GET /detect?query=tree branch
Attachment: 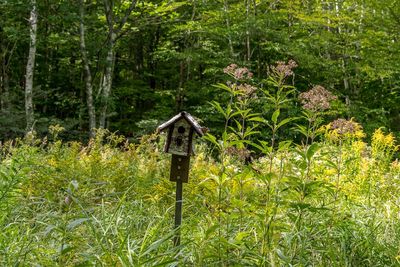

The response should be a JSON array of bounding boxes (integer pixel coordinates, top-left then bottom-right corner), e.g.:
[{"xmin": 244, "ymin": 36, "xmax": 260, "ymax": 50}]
[{"xmin": 115, "ymin": 0, "xmax": 137, "ymax": 35}]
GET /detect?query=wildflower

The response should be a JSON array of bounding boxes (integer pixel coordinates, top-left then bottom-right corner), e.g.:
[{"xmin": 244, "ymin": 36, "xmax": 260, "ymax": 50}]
[
  {"xmin": 330, "ymin": 118, "xmax": 362, "ymax": 135},
  {"xmin": 237, "ymin": 83, "xmax": 257, "ymax": 98},
  {"xmin": 371, "ymin": 128, "xmax": 399, "ymax": 161},
  {"xmin": 299, "ymin": 85, "xmax": 337, "ymax": 111},
  {"xmin": 271, "ymin": 59, "xmax": 298, "ymax": 78},
  {"xmin": 372, "ymin": 128, "xmax": 397, "ymax": 149},
  {"xmin": 64, "ymin": 196, "xmax": 72, "ymax": 205},
  {"xmin": 225, "ymin": 146, "xmax": 251, "ymax": 162},
  {"xmin": 391, "ymin": 159, "xmax": 400, "ymax": 169},
  {"xmin": 351, "ymin": 140, "xmax": 367, "ymax": 155},
  {"xmin": 223, "ymin": 64, "xmax": 253, "ymax": 80},
  {"xmin": 223, "ymin": 63, "xmax": 238, "ymax": 74},
  {"xmin": 324, "ymin": 118, "xmax": 365, "ymax": 141}
]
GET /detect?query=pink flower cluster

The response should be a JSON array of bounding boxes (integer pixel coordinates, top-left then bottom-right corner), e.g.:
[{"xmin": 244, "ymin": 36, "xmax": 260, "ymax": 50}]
[
  {"xmin": 223, "ymin": 64, "xmax": 253, "ymax": 80},
  {"xmin": 299, "ymin": 85, "xmax": 337, "ymax": 111},
  {"xmin": 273, "ymin": 59, "xmax": 298, "ymax": 77},
  {"xmin": 238, "ymin": 83, "xmax": 257, "ymax": 97},
  {"xmin": 330, "ymin": 118, "xmax": 361, "ymax": 135}
]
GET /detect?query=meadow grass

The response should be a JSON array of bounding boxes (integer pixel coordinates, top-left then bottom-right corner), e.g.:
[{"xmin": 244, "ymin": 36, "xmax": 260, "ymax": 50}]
[{"xmin": 0, "ymin": 127, "xmax": 398, "ymax": 266}]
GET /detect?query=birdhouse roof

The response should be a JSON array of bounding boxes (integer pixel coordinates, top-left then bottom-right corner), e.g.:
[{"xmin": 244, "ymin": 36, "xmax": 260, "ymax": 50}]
[{"xmin": 157, "ymin": 111, "xmax": 205, "ymax": 136}]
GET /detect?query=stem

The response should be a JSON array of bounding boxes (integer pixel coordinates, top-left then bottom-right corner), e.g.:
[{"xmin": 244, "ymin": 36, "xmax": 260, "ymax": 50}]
[
  {"xmin": 335, "ymin": 139, "xmax": 343, "ymax": 201},
  {"xmin": 269, "ymin": 127, "xmax": 276, "ymax": 173}
]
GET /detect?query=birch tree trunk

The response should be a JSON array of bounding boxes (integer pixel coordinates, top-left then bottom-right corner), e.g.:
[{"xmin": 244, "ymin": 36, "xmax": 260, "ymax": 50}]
[
  {"xmin": 79, "ymin": 1, "xmax": 96, "ymax": 137},
  {"xmin": 99, "ymin": 40, "xmax": 114, "ymax": 129},
  {"xmin": 99, "ymin": 0, "xmax": 136, "ymax": 129},
  {"xmin": 25, "ymin": 0, "xmax": 37, "ymax": 133}
]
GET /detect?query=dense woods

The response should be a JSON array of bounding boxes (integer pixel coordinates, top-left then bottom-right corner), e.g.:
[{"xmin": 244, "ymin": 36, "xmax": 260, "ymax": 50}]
[{"xmin": 0, "ymin": 0, "xmax": 399, "ymax": 140}]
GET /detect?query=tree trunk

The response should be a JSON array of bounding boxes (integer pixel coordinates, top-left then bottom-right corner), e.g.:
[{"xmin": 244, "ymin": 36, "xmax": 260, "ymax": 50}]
[
  {"xmin": 0, "ymin": 27, "xmax": 14, "ymax": 112},
  {"xmin": 79, "ymin": 1, "xmax": 96, "ymax": 137},
  {"xmin": 245, "ymin": 0, "xmax": 251, "ymax": 61},
  {"xmin": 223, "ymin": 0, "xmax": 235, "ymax": 59},
  {"xmin": 25, "ymin": 0, "xmax": 37, "ymax": 133},
  {"xmin": 175, "ymin": 61, "xmax": 185, "ymax": 112},
  {"xmin": 0, "ymin": 39, "xmax": 8, "ymax": 111},
  {"xmin": 99, "ymin": 40, "xmax": 114, "ymax": 129},
  {"xmin": 2, "ymin": 65, "xmax": 9, "ymax": 112},
  {"xmin": 99, "ymin": 0, "xmax": 136, "ymax": 129}
]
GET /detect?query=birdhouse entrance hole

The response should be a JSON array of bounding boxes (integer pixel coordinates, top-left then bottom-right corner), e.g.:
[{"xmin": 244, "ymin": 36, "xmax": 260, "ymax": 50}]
[{"xmin": 178, "ymin": 126, "xmax": 185, "ymax": 133}]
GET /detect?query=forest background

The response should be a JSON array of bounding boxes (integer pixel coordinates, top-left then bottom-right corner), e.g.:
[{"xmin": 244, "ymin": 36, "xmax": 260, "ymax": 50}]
[{"xmin": 1, "ymin": 0, "xmax": 399, "ymax": 140}]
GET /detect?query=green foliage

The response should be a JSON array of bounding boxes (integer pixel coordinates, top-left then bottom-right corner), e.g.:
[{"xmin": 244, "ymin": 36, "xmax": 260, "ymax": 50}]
[
  {"xmin": 1, "ymin": 0, "xmax": 400, "ymax": 138},
  {"xmin": 0, "ymin": 119, "xmax": 398, "ymax": 265}
]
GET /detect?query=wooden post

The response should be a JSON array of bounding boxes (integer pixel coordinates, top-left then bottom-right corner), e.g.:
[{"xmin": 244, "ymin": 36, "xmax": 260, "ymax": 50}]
[
  {"xmin": 170, "ymin": 154, "xmax": 190, "ymax": 247},
  {"xmin": 156, "ymin": 112, "xmax": 205, "ymax": 249},
  {"xmin": 174, "ymin": 179, "xmax": 183, "ymax": 246}
]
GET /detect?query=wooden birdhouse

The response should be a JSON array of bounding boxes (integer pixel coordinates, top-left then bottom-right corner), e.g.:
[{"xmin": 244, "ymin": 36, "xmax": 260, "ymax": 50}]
[{"xmin": 157, "ymin": 111, "xmax": 205, "ymax": 156}]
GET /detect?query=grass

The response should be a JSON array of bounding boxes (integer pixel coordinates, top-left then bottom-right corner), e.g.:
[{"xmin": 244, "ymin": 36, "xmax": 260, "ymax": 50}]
[{"xmin": 0, "ymin": 128, "xmax": 399, "ymax": 266}]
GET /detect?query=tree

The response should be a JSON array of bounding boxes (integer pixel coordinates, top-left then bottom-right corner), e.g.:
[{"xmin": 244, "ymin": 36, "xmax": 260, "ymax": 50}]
[
  {"xmin": 25, "ymin": 0, "xmax": 37, "ymax": 133},
  {"xmin": 79, "ymin": 0, "xmax": 96, "ymax": 137}
]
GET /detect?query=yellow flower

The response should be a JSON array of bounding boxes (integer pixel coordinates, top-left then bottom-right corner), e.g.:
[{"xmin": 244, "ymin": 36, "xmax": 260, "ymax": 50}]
[
  {"xmin": 323, "ymin": 118, "xmax": 365, "ymax": 142},
  {"xmin": 385, "ymin": 134, "xmax": 394, "ymax": 146},
  {"xmin": 351, "ymin": 140, "xmax": 366, "ymax": 155},
  {"xmin": 372, "ymin": 128, "xmax": 385, "ymax": 143},
  {"xmin": 372, "ymin": 128, "xmax": 398, "ymax": 160}
]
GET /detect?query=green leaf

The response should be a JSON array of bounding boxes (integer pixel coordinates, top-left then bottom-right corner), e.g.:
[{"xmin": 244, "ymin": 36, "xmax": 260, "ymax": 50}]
[
  {"xmin": 210, "ymin": 101, "xmax": 229, "ymax": 119},
  {"xmin": 249, "ymin": 117, "xmax": 268, "ymax": 124},
  {"xmin": 60, "ymin": 245, "xmax": 74, "ymax": 255},
  {"xmin": 306, "ymin": 143, "xmax": 320, "ymax": 161},
  {"xmin": 205, "ymin": 224, "xmax": 219, "ymax": 238},
  {"xmin": 67, "ymin": 218, "xmax": 90, "ymax": 230},
  {"xmin": 276, "ymin": 117, "xmax": 298, "ymax": 130},
  {"xmin": 203, "ymin": 133, "xmax": 219, "ymax": 148},
  {"xmin": 234, "ymin": 231, "xmax": 249, "ymax": 243},
  {"xmin": 212, "ymin": 83, "xmax": 233, "ymax": 93},
  {"xmin": 276, "ymin": 249, "xmax": 290, "ymax": 263},
  {"xmin": 278, "ymin": 140, "xmax": 292, "ymax": 151},
  {"xmin": 272, "ymin": 109, "xmax": 280, "ymax": 124}
]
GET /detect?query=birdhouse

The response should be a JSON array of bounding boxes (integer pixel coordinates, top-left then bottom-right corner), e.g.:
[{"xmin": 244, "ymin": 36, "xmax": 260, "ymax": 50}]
[{"xmin": 157, "ymin": 111, "xmax": 205, "ymax": 157}]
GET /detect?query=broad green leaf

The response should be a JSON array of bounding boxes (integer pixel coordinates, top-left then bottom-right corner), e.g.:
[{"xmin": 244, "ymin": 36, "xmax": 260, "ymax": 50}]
[
  {"xmin": 272, "ymin": 109, "xmax": 280, "ymax": 124},
  {"xmin": 306, "ymin": 143, "xmax": 320, "ymax": 161},
  {"xmin": 276, "ymin": 117, "xmax": 298, "ymax": 130}
]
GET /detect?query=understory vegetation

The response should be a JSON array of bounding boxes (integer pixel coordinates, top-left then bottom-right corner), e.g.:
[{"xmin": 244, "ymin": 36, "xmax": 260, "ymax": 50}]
[
  {"xmin": 0, "ymin": 122, "xmax": 399, "ymax": 266},
  {"xmin": 0, "ymin": 62, "xmax": 399, "ymax": 266}
]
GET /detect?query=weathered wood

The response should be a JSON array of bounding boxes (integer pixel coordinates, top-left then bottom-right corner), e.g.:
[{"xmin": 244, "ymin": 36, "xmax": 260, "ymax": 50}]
[
  {"xmin": 170, "ymin": 155, "xmax": 190, "ymax": 183},
  {"xmin": 173, "ymin": 179, "xmax": 183, "ymax": 247},
  {"xmin": 157, "ymin": 111, "xmax": 204, "ymax": 136},
  {"xmin": 158, "ymin": 111, "xmax": 205, "ymax": 249},
  {"xmin": 158, "ymin": 112, "xmax": 205, "ymax": 157}
]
